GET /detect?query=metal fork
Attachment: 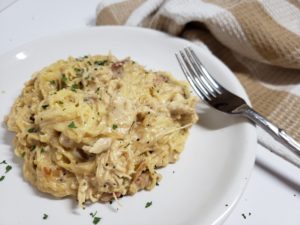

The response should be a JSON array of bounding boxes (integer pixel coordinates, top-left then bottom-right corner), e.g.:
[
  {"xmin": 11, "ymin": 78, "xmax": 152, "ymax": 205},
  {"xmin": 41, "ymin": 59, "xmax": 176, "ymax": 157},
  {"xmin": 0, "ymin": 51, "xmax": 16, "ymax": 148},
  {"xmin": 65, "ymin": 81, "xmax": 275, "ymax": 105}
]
[{"xmin": 176, "ymin": 47, "xmax": 300, "ymax": 160}]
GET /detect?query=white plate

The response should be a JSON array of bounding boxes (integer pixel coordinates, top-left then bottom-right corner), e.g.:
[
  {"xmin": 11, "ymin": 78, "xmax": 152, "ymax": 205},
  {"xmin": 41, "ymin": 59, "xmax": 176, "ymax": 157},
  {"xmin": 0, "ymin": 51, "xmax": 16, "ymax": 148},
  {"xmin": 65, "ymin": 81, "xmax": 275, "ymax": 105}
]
[{"xmin": 0, "ymin": 26, "xmax": 256, "ymax": 225}]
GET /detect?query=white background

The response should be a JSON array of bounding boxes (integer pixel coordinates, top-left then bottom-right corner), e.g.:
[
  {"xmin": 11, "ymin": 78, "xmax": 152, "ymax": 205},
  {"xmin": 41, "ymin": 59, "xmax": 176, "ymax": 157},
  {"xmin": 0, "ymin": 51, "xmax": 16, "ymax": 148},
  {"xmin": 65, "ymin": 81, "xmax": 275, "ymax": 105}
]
[{"xmin": 0, "ymin": 0, "xmax": 299, "ymax": 224}]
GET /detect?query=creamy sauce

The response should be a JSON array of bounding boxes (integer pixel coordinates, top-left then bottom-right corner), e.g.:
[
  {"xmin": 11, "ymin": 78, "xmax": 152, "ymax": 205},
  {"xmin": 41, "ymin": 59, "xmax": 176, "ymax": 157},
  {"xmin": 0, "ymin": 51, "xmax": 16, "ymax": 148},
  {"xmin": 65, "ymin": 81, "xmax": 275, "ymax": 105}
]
[{"xmin": 6, "ymin": 54, "xmax": 198, "ymax": 206}]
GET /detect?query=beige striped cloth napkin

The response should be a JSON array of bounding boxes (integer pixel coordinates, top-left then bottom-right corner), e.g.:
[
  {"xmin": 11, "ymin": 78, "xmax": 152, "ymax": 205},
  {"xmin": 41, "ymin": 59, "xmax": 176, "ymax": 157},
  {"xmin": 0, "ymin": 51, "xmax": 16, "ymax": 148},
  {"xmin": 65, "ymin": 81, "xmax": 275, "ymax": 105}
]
[{"xmin": 96, "ymin": 0, "xmax": 300, "ymax": 166}]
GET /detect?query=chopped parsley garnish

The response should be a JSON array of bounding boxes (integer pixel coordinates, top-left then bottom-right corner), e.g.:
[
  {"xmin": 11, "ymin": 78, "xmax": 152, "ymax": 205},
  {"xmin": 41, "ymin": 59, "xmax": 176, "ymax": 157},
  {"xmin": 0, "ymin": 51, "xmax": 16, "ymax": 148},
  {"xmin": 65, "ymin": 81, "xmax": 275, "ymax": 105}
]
[
  {"xmin": 68, "ymin": 121, "xmax": 77, "ymax": 128},
  {"xmin": 90, "ymin": 211, "xmax": 101, "ymax": 224},
  {"xmin": 58, "ymin": 101, "xmax": 64, "ymax": 105},
  {"xmin": 71, "ymin": 84, "xmax": 79, "ymax": 92},
  {"xmin": 41, "ymin": 148, "xmax": 45, "ymax": 153},
  {"xmin": 112, "ymin": 124, "xmax": 118, "ymax": 130},
  {"xmin": 74, "ymin": 68, "xmax": 84, "ymax": 76},
  {"xmin": 49, "ymin": 80, "xmax": 56, "ymax": 85},
  {"xmin": 43, "ymin": 214, "xmax": 48, "ymax": 220},
  {"xmin": 61, "ymin": 74, "xmax": 68, "ymax": 83},
  {"xmin": 30, "ymin": 145, "xmax": 36, "ymax": 151},
  {"xmin": 21, "ymin": 152, "xmax": 26, "ymax": 158},
  {"xmin": 95, "ymin": 87, "xmax": 100, "ymax": 93},
  {"xmin": 5, "ymin": 165, "xmax": 12, "ymax": 173},
  {"xmin": 42, "ymin": 104, "xmax": 49, "ymax": 109},
  {"xmin": 28, "ymin": 127, "xmax": 38, "ymax": 133},
  {"xmin": 242, "ymin": 213, "xmax": 246, "ymax": 219},
  {"xmin": 0, "ymin": 160, "xmax": 7, "ymax": 164},
  {"xmin": 93, "ymin": 217, "xmax": 101, "ymax": 224},
  {"xmin": 145, "ymin": 201, "xmax": 152, "ymax": 208},
  {"xmin": 90, "ymin": 211, "xmax": 97, "ymax": 217},
  {"xmin": 94, "ymin": 60, "xmax": 107, "ymax": 66},
  {"xmin": 0, "ymin": 176, "xmax": 5, "ymax": 181}
]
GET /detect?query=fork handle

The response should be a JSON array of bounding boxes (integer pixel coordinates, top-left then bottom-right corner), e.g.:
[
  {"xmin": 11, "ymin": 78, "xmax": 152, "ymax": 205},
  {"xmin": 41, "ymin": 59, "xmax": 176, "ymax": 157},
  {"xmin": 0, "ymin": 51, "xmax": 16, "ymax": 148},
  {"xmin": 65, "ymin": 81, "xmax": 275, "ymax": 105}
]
[{"xmin": 242, "ymin": 107, "xmax": 300, "ymax": 157}]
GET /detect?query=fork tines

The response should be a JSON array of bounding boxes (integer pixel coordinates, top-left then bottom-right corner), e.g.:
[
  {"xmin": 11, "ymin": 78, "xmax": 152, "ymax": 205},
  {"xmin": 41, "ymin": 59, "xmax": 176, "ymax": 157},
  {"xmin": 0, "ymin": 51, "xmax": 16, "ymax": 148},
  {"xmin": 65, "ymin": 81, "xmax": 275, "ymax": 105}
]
[{"xmin": 175, "ymin": 47, "xmax": 222, "ymax": 101}]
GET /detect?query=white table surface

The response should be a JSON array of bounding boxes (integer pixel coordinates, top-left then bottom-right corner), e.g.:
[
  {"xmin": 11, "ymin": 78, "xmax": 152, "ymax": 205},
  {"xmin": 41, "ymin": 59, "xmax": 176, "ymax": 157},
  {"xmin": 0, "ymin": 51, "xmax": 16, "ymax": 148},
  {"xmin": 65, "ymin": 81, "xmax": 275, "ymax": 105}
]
[{"xmin": 0, "ymin": 0, "xmax": 299, "ymax": 224}]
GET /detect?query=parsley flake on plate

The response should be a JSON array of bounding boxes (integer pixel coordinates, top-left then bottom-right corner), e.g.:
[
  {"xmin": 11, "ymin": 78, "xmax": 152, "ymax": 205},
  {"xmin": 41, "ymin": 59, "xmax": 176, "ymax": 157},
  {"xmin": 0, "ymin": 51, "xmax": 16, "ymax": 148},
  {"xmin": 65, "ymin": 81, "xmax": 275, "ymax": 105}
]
[
  {"xmin": 145, "ymin": 201, "xmax": 152, "ymax": 208},
  {"xmin": 74, "ymin": 68, "xmax": 84, "ymax": 76},
  {"xmin": 49, "ymin": 80, "xmax": 56, "ymax": 85},
  {"xmin": 61, "ymin": 74, "xmax": 68, "ymax": 83},
  {"xmin": 43, "ymin": 214, "xmax": 48, "ymax": 220},
  {"xmin": 90, "ymin": 211, "xmax": 101, "ymax": 224},
  {"xmin": 28, "ymin": 127, "xmax": 38, "ymax": 133},
  {"xmin": 93, "ymin": 217, "xmax": 101, "ymax": 224},
  {"xmin": 90, "ymin": 211, "xmax": 97, "ymax": 217},
  {"xmin": 71, "ymin": 84, "xmax": 79, "ymax": 92},
  {"xmin": 5, "ymin": 165, "xmax": 12, "ymax": 173},
  {"xmin": 68, "ymin": 121, "xmax": 77, "ymax": 128},
  {"xmin": 94, "ymin": 60, "xmax": 107, "ymax": 66}
]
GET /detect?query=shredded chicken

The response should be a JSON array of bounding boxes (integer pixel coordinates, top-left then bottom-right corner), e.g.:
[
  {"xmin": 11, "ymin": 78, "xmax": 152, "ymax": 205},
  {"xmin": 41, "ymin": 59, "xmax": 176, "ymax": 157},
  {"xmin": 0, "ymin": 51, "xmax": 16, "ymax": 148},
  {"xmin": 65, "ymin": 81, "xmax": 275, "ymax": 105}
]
[
  {"xmin": 6, "ymin": 54, "xmax": 198, "ymax": 206},
  {"xmin": 82, "ymin": 138, "xmax": 112, "ymax": 154}
]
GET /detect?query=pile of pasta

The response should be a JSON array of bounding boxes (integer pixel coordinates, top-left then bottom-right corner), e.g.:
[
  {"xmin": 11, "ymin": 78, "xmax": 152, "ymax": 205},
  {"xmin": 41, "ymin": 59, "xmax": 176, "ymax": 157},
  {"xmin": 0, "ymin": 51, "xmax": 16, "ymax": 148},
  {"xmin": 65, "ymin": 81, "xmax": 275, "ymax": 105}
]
[{"xmin": 6, "ymin": 54, "xmax": 198, "ymax": 206}]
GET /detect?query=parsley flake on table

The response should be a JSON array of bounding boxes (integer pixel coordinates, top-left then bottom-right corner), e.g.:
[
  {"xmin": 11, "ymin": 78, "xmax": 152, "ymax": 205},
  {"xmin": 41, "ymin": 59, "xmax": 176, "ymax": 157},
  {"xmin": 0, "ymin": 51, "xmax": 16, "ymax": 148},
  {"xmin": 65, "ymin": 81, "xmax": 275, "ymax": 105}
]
[
  {"xmin": 5, "ymin": 165, "xmax": 12, "ymax": 173},
  {"xmin": 68, "ymin": 121, "xmax": 77, "ymax": 128},
  {"xmin": 43, "ymin": 213, "xmax": 48, "ymax": 220},
  {"xmin": 145, "ymin": 201, "xmax": 152, "ymax": 208}
]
